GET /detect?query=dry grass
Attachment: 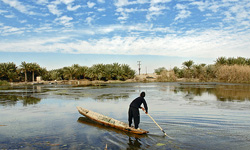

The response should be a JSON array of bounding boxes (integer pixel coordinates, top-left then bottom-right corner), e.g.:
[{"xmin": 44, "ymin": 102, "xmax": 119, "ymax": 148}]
[
  {"xmin": 156, "ymin": 70, "xmax": 177, "ymax": 82},
  {"xmin": 216, "ymin": 65, "xmax": 250, "ymax": 83}
]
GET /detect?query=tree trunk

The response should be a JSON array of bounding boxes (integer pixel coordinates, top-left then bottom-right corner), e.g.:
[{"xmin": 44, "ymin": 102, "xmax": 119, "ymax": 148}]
[
  {"xmin": 32, "ymin": 71, "xmax": 35, "ymax": 82},
  {"xmin": 25, "ymin": 71, "xmax": 27, "ymax": 82}
]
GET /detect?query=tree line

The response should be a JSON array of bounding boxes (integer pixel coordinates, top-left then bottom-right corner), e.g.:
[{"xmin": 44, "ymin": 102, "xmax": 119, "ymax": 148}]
[
  {"xmin": 0, "ymin": 62, "xmax": 135, "ymax": 82},
  {"xmin": 155, "ymin": 57, "xmax": 250, "ymax": 83}
]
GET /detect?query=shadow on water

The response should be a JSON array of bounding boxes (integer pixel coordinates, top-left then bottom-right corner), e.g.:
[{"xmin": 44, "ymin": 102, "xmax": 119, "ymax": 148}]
[
  {"xmin": 174, "ymin": 84, "xmax": 250, "ymax": 101},
  {"xmin": 0, "ymin": 95, "xmax": 41, "ymax": 106}
]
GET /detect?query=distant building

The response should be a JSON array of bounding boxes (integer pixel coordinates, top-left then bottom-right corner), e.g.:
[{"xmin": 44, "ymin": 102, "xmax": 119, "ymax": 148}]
[{"xmin": 36, "ymin": 76, "xmax": 42, "ymax": 82}]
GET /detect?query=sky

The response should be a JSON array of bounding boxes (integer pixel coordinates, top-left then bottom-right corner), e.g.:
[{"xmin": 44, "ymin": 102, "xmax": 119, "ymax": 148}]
[{"xmin": 0, "ymin": 0, "xmax": 250, "ymax": 73}]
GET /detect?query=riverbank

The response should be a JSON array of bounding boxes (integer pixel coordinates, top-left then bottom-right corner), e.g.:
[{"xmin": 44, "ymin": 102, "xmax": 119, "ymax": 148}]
[{"xmin": 3, "ymin": 73, "xmax": 249, "ymax": 87}]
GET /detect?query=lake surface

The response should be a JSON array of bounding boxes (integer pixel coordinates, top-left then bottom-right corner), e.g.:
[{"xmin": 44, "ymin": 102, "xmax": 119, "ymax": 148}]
[{"xmin": 0, "ymin": 82, "xmax": 250, "ymax": 150}]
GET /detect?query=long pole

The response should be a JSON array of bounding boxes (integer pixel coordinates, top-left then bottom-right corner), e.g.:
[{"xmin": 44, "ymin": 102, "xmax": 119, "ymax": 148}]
[{"xmin": 143, "ymin": 109, "xmax": 172, "ymax": 138}]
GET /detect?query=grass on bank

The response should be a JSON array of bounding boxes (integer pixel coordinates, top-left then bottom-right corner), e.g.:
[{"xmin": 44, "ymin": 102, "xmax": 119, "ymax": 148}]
[
  {"xmin": 216, "ymin": 65, "xmax": 250, "ymax": 83},
  {"xmin": 155, "ymin": 64, "xmax": 250, "ymax": 84},
  {"xmin": 0, "ymin": 80, "xmax": 9, "ymax": 86}
]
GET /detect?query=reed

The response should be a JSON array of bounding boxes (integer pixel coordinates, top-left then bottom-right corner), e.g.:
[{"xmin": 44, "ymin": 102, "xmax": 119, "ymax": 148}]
[
  {"xmin": 156, "ymin": 70, "xmax": 177, "ymax": 82},
  {"xmin": 216, "ymin": 65, "xmax": 250, "ymax": 83}
]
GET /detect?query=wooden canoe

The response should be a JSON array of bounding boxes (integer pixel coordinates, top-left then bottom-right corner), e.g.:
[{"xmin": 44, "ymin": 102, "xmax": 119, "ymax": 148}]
[{"xmin": 77, "ymin": 106, "xmax": 149, "ymax": 135}]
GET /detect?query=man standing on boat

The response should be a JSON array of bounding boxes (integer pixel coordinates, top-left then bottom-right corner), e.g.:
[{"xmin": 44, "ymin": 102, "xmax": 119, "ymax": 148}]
[{"xmin": 128, "ymin": 92, "xmax": 148, "ymax": 129}]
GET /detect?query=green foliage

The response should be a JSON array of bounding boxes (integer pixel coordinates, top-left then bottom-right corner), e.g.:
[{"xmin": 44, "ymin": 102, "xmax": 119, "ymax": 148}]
[
  {"xmin": 19, "ymin": 62, "xmax": 44, "ymax": 82},
  {"xmin": 182, "ymin": 60, "xmax": 194, "ymax": 69},
  {"xmin": 1, "ymin": 56, "xmax": 249, "ymax": 83},
  {"xmin": 154, "ymin": 67, "xmax": 166, "ymax": 75},
  {"xmin": 85, "ymin": 63, "xmax": 135, "ymax": 81},
  {"xmin": 0, "ymin": 62, "xmax": 18, "ymax": 82},
  {"xmin": 46, "ymin": 63, "xmax": 135, "ymax": 81},
  {"xmin": 215, "ymin": 57, "xmax": 250, "ymax": 66},
  {"xmin": 172, "ymin": 56, "xmax": 249, "ymax": 83}
]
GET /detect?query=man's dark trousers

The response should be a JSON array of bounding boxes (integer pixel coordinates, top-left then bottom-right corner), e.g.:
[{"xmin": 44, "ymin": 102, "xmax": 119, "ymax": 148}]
[{"xmin": 128, "ymin": 106, "xmax": 140, "ymax": 129}]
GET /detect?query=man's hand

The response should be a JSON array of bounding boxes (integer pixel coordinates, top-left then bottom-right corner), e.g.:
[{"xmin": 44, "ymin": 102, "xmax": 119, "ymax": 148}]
[{"xmin": 141, "ymin": 107, "xmax": 148, "ymax": 114}]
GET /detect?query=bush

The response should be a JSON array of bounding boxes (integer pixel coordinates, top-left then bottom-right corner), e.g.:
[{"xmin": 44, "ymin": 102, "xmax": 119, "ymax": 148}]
[
  {"xmin": 156, "ymin": 70, "xmax": 177, "ymax": 82},
  {"xmin": 216, "ymin": 65, "xmax": 250, "ymax": 83}
]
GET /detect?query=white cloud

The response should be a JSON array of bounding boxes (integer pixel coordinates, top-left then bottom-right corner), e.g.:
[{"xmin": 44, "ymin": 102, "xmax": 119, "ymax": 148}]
[
  {"xmin": 36, "ymin": 0, "xmax": 48, "ymax": 5},
  {"xmin": 55, "ymin": 16, "xmax": 73, "ymax": 27},
  {"xmin": 0, "ymin": 10, "xmax": 8, "ymax": 14},
  {"xmin": 97, "ymin": 0, "xmax": 105, "ymax": 3},
  {"xmin": 4, "ymin": 14, "xmax": 15, "ymax": 18},
  {"xmin": 191, "ymin": 1, "xmax": 207, "ymax": 12},
  {"xmin": 116, "ymin": 7, "xmax": 147, "ymax": 21},
  {"xmin": 58, "ymin": 30, "xmax": 250, "ymax": 57},
  {"xmin": 86, "ymin": 16, "xmax": 94, "ymax": 25},
  {"xmin": 97, "ymin": 8, "xmax": 105, "ymax": 12},
  {"xmin": 174, "ymin": 9, "xmax": 191, "ymax": 21},
  {"xmin": 67, "ymin": 4, "xmax": 81, "ymax": 11},
  {"xmin": 47, "ymin": 0, "xmax": 80, "ymax": 15},
  {"xmin": 1, "ymin": 0, "xmax": 36, "ymax": 15},
  {"xmin": 150, "ymin": 0, "xmax": 171, "ymax": 4},
  {"xmin": 87, "ymin": 1, "xmax": 96, "ymax": 8},
  {"xmin": 174, "ymin": 4, "xmax": 191, "ymax": 21},
  {"xmin": 47, "ymin": 3, "xmax": 62, "ymax": 16},
  {"xmin": 209, "ymin": 2, "xmax": 220, "ymax": 13},
  {"xmin": 0, "ymin": 25, "xmax": 24, "ymax": 36},
  {"xmin": 114, "ymin": 0, "xmax": 130, "ymax": 7},
  {"xmin": 1, "ymin": 26, "xmax": 249, "ymax": 59},
  {"xmin": 61, "ymin": 0, "xmax": 75, "ymax": 5},
  {"xmin": 19, "ymin": 20, "xmax": 27, "ymax": 23},
  {"xmin": 33, "ymin": 24, "xmax": 54, "ymax": 33},
  {"xmin": 146, "ymin": 4, "xmax": 167, "ymax": 20}
]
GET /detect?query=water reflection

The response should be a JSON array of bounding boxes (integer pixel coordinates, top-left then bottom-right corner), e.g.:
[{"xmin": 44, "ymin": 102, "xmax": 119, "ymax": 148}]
[
  {"xmin": 0, "ymin": 95, "xmax": 41, "ymax": 106},
  {"xmin": 127, "ymin": 137, "xmax": 142, "ymax": 149},
  {"xmin": 174, "ymin": 84, "xmax": 250, "ymax": 101},
  {"xmin": 77, "ymin": 117, "xmax": 149, "ymax": 149},
  {"xmin": 1, "ymin": 83, "xmax": 250, "ymax": 150},
  {"xmin": 95, "ymin": 93, "xmax": 129, "ymax": 101}
]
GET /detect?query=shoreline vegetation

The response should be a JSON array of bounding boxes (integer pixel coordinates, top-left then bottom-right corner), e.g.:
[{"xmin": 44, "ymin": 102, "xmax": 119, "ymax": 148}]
[{"xmin": 1, "ymin": 57, "xmax": 250, "ymax": 86}]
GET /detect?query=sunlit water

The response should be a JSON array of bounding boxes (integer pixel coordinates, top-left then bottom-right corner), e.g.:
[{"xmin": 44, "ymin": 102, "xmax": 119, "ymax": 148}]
[{"xmin": 0, "ymin": 82, "xmax": 250, "ymax": 150}]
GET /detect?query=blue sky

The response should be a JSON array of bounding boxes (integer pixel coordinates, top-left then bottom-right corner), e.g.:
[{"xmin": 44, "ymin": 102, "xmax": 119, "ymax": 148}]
[{"xmin": 0, "ymin": 0, "xmax": 250, "ymax": 73}]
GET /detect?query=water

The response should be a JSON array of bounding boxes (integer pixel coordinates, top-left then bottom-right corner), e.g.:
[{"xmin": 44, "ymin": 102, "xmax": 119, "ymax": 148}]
[{"xmin": 0, "ymin": 83, "xmax": 250, "ymax": 149}]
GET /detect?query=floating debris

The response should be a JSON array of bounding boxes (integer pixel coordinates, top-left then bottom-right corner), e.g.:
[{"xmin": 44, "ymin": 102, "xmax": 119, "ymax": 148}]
[{"xmin": 156, "ymin": 143, "xmax": 166, "ymax": 146}]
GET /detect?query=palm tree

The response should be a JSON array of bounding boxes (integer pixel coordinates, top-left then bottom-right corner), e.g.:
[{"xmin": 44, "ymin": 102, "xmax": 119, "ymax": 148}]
[
  {"xmin": 86, "ymin": 67, "xmax": 95, "ymax": 80},
  {"xmin": 29, "ymin": 63, "xmax": 41, "ymax": 82},
  {"xmin": 95, "ymin": 64, "xmax": 105, "ymax": 80},
  {"xmin": 182, "ymin": 60, "xmax": 194, "ymax": 70},
  {"xmin": 154, "ymin": 67, "xmax": 166, "ymax": 75},
  {"xmin": 215, "ymin": 57, "xmax": 227, "ymax": 65},
  {"xmin": 78, "ymin": 66, "xmax": 88, "ymax": 79},
  {"xmin": 112, "ymin": 63, "xmax": 121, "ymax": 80},
  {"xmin": 235, "ymin": 57, "xmax": 247, "ymax": 65},
  {"xmin": 63, "ymin": 66, "xmax": 77, "ymax": 80},
  {"xmin": 121, "ymin": 64, "xmax": 135, "ymax": 80},
  {"xmin": 0, "ymin": 62, "xmax": 17, "ymax": 81},
  {"xmin": 104, "ymin": 64, "xmax": 114, "ymax": 80},
  {"xmin": 20, "ymin": 62, "xmax": 30, "ymax": 82}
]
